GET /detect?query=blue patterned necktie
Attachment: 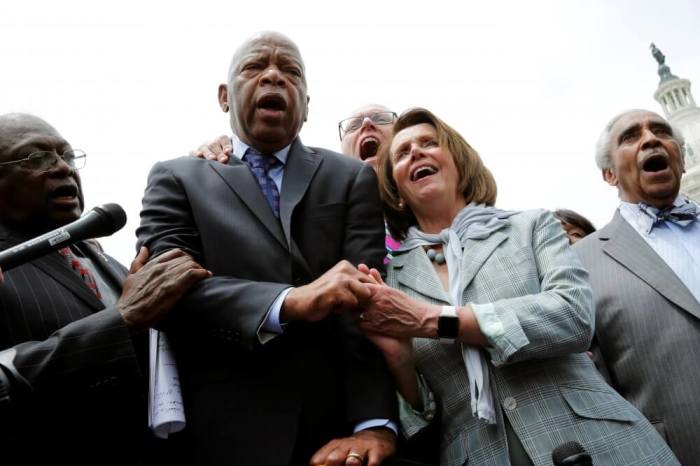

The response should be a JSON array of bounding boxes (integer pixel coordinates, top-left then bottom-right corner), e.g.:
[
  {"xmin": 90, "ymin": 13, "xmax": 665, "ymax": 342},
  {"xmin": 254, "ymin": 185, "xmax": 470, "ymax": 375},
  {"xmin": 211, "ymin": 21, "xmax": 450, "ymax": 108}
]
[
  {"xmin": 639, "ymin": 200, "xmax": 700, "ymax": 233},
  {"xmin": 244, "ymin": 148, "xmax": 281, "ymax": 218}
]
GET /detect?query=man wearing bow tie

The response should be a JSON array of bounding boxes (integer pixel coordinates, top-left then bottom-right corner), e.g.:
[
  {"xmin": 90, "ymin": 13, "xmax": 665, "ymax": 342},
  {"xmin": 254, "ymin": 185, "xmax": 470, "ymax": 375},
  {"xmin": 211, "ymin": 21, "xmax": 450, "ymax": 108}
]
[{"xmin": 575, "ymin": 109, "xmax": 700, "ymax": 465}]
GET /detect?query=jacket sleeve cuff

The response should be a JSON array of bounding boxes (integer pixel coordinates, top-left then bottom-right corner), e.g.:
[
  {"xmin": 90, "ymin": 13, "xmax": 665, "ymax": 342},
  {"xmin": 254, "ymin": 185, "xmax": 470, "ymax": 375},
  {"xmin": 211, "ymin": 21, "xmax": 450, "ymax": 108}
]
[{"xmin": 398, "ymin": 373, "xmax": 436, "ymax": 439}]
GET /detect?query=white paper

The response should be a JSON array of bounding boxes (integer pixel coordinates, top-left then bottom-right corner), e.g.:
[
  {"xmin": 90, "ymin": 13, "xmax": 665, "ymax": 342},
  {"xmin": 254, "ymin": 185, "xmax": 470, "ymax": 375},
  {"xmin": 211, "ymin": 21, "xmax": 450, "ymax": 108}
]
[{"xmin": 148, "ymin": 329, "xmax": 186, "ymax": 439}]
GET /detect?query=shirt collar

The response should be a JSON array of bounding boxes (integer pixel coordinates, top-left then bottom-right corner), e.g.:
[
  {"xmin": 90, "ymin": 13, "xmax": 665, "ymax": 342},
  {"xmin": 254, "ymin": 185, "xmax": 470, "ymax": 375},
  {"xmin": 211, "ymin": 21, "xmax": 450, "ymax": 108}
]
[
  {"xmin": 619, "ymin": 194, "xmax": 689, "ymax": 235},
  {"xmin": 230, "ymin": 134, "xmax": 291, "ymax": 166}
]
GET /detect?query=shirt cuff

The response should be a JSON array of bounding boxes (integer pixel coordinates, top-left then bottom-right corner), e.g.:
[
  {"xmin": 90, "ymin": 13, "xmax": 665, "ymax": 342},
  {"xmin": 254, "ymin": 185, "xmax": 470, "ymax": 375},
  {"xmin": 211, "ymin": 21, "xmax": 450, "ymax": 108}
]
[
  {"xmin": 257, "ymin": 287, "xmax": 292, "ymax": 344},
  {"xmin": 353, "ymin": 419, "xmax": 398, "ymax": 435}
]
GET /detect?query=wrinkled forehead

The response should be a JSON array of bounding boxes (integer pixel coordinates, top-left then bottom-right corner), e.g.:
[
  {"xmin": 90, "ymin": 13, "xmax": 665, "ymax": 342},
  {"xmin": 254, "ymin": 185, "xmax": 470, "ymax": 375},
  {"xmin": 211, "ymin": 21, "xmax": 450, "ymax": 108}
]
[
  {"xmin": 611, "ymin": 110, "xmax": 667, "ymax": 135},
  {"xmin": 234, "ymin": 35, "xmax": 305, "ymax": 71}
]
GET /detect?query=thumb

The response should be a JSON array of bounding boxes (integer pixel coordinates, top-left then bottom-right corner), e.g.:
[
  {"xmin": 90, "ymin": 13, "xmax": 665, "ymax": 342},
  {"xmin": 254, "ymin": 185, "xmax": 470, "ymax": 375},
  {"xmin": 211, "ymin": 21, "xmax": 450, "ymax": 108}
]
[{"xmin": 130, "ymin": 246, "xmax": 149, "ymax": 273}]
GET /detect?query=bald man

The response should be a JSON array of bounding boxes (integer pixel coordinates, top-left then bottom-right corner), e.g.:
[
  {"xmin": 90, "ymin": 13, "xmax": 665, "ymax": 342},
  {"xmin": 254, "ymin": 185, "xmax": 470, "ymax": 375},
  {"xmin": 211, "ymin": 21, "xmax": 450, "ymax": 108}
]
[{"xmin": 0, "ymin": 113, "xmax": 209, "ymax": 465}]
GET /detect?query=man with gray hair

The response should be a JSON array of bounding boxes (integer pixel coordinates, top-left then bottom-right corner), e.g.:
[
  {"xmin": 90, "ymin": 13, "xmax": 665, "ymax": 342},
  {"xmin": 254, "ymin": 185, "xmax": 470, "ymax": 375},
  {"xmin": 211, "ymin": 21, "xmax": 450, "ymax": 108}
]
[{"xmin": 575, "ymin": 109, "xmax": 700, "ymax": 465}]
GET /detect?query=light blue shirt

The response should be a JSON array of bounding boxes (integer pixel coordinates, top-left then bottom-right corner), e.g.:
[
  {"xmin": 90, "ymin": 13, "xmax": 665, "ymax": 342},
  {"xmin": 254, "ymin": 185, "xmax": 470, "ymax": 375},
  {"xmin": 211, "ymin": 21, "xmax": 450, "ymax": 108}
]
[
  {"xmin": 618, "ymin": 195, "xmax": 700, "ymax": 304},
  {"xmin": 230, "ymin": 135, "xmax": 290, "ymax": 339},
  {"xmin": 230, "ymin": 134, "xmax": 397, "ymax": 434}
]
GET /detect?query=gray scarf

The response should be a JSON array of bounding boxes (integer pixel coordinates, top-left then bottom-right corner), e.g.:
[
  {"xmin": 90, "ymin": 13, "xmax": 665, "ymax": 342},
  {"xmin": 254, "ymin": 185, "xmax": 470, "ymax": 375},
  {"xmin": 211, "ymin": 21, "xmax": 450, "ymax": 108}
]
[{"xmin": 398, "ymin": 203, "xmax": 517, "ymax": 424}]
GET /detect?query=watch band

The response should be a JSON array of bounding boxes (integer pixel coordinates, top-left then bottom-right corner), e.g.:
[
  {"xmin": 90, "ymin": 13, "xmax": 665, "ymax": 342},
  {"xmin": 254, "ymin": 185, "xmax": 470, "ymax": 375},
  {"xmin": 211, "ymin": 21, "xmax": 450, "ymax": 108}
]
[{"xmin": 438, "ymin": 305, "xmax": 459, "ymax": 343}]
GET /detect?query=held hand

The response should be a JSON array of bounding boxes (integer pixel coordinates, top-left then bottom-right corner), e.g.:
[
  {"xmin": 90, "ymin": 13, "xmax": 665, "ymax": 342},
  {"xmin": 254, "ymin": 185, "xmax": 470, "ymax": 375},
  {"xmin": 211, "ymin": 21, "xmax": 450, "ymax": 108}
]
[
  {"xmin": 357, "ymin": 263, "xmax": 385, "ymax": 286},
  {"xmin": 281, "ymin": 260, "xmax": 373, "ymax": 323},
  {"xmin": 189, "ymin": 135, "xmax": 231, "ymax": 164},
  {"xmin": 359, "ymin": 284, "xmax": 440, "ymax": 339},
  {"xmin": 311, "ymin": 428, "xmax": 396, "ymax": 466},
  {"xmin": 117, "ymin": 248, "xmax": 212, "ymax": 330}
]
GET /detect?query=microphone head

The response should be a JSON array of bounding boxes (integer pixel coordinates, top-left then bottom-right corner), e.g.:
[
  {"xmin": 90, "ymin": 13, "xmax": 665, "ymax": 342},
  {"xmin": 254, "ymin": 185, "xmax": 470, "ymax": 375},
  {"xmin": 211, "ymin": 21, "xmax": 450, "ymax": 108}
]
[
  {"xmin": 552, "ymin": 441, "xmax": 591, "ymax": 466},
  {"xmin": 90, "ymin": 203, "xmax": 127, "ymax": 237}
]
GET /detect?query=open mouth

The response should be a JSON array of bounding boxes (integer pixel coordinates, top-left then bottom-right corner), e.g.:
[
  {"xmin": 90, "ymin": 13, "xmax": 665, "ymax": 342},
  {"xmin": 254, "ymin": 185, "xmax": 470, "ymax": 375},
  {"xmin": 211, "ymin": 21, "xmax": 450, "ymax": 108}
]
[
  {"xmin": 257, "ymin": 94, "xmax": 287, "ymax": 112},
  {"xmin": 50, "ymin": 184, "xmax": 78, "ymax": 200},
  {"xmin": 641, "ymin": 154, "xmax": 669, "ymax": 173},
  {"xmin": 359, "ymin": 136, "xmax": 380, "ymax": 160},
  {"xmin": 410, "ymin": 164, "xmax": 438, "ymax": 181}
]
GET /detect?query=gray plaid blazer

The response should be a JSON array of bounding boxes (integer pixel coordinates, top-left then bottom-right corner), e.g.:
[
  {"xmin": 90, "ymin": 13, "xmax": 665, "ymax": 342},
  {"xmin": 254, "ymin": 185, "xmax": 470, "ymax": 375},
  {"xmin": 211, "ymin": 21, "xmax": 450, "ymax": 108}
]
[{"xmin": 391, "ymin": 210, "xmax": 677, "ymax": 466}]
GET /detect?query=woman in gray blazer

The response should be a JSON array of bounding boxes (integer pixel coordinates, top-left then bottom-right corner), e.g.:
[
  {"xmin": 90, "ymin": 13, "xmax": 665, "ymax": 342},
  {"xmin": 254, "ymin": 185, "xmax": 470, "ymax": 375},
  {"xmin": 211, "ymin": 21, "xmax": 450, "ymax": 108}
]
[{"xmin": 356, "ymin": 108, "xmax": 677, "ymax": 466}]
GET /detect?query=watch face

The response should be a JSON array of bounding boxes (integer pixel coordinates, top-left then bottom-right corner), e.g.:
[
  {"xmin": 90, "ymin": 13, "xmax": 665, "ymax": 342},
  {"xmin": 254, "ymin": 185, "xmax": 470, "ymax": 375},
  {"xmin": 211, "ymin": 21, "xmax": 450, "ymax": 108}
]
[{"xmin": 438, "ymin": 315, "xmax": 459, "ymax": 339}]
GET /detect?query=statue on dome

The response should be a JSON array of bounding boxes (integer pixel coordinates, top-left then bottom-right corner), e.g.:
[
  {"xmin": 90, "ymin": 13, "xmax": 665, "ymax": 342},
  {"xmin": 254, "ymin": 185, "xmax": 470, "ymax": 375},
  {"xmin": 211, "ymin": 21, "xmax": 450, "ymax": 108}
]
[{"xmin": 650, "ymin": 43, "xmax": 665, "ymax": 65}]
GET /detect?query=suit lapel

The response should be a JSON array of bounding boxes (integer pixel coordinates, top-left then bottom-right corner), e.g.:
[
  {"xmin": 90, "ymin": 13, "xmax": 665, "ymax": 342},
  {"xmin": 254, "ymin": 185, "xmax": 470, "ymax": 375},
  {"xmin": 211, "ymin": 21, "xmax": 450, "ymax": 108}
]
[
  {"xmin": 395, "ymin": 248, "xmax": 450, "ymax": 304},
  {"xmin": 602, "ymin": 212, "xmax": 700, "ymax": 319},
  {"xmin": 280, "ymin": 139, "xmax": 321, "ymax": 248},
  {"xmin": 32, "ymin": 250, "xmax": 105, "ymax": 311},
  {"xmin": 458, "ymin": 231, "xmax": 508, "ymax": 292},
  {"xmin": 209, "ymin": 157, "xmax": 287, "ymax": 250},
  {"xmin": 78, "ymin": 241, "xmax": 127, "ymax": 291}
]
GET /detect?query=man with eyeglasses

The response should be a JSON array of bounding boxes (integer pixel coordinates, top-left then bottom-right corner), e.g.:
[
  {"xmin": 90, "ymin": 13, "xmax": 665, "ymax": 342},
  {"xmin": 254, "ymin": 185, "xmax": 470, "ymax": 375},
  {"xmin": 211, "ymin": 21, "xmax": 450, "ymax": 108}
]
[
  {"xmin": 0, "ymin": 113, "xmax": 210, "ymax": 465},
  {"xmin": 338, "ymin": 104, "xmax": 397, "ymax": 170}
]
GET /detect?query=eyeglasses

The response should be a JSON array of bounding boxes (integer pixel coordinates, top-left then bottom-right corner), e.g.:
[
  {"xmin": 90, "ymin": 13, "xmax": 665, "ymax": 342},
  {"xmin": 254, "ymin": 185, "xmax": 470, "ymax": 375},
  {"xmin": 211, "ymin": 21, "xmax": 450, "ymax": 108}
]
[
  {"xmin": 0, "ymin": 149, "xmax": 86, "ymax": 172},
  {"xmin": 338, "ymin": 111, "xmax": 397, "ymax": 140}
]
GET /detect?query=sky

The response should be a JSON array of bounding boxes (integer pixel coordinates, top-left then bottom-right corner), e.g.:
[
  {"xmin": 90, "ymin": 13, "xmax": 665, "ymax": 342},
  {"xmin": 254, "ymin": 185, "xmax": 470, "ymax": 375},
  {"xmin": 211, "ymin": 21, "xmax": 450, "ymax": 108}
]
[{"xmin": 2, "ymin": 0, "xmax": 699, "ymax": 263}]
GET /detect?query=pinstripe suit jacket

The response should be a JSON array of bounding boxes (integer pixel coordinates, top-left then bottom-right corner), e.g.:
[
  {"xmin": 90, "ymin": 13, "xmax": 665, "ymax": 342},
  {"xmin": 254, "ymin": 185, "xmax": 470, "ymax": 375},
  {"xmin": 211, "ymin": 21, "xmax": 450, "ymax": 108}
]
[
  {"xmin": 0, "ymin": 226, "xmax": 152, "ymax": 465},
  {"xmin": 575, "ymin": 211, "xmax": 700, "ymax": 466},
  {"xmin": 392, "ymin": 210, "xmax": 677, "ymax": 466}
]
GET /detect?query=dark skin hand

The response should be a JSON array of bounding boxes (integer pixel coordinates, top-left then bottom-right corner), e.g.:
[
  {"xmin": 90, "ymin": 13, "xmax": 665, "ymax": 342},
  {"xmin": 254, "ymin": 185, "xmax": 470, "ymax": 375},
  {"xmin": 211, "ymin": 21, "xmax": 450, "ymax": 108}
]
[
  {"xmin": 282, "ymin": 260, "xmax": 374, "ymax": 323},
  {"xmin": 311, "ymin": 428, "xmax": 396, "ymax": 466},
  {"xmin": 117, "ymin": 247, "xmax": 212, "ymax": 330}
]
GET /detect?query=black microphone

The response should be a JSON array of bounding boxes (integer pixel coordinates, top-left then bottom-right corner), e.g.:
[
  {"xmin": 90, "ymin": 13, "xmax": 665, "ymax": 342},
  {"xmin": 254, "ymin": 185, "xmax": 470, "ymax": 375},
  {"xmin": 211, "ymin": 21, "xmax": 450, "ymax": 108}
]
[
  {"xmin": 0, "ymin": 203, "xmax": 127, "ymax": 271},
  {"xmin": 552, "ymin": 441, "xmax": 593, "ymax": 466}
]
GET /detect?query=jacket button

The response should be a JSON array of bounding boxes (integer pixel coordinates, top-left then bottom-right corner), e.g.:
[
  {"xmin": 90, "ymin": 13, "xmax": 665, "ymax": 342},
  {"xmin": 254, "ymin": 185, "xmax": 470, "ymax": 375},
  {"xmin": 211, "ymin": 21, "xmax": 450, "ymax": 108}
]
[{"xmin": 503, "ymin": 396, "xmax": 517, "ymax": 411}]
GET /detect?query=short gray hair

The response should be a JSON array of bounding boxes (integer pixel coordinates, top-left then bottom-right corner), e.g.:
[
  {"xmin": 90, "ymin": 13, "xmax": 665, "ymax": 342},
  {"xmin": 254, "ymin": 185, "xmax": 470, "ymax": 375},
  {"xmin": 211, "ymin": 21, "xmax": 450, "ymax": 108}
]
[{"xmin": 595, "ymin": 109, "xmax": 685, "ymax": 170}]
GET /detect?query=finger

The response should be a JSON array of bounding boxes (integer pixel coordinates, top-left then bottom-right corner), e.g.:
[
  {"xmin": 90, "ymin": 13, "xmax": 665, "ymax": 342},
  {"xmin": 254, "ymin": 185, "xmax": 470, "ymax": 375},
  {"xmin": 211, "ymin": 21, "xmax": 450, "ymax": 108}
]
[
  {"xmin": 366, "ymin": 446, "xmax": 383, "ymax": 466},
  {"xmin": 357, "ymin": 273, "xmax": 377, "ymax": 285},
  {"xmin": 217, "ymin": 152, "xmax": 230, "ymax": 164},
  {"xmin": 325, "ymin": 446, "xmax": 351, "ymax": 466},
  {"xmin": 357, "ymin": 263, "xmax": 370, "ymax": 274},
  {"xmin": 151, "ymin": 248, "xmax": 189, "ymax": 263},
  {"xmin": 311, "ymin": 442, "xmax": 337, "ymax": 466},
  {"xmin": 347, "ymin": 280, "xmax": 372, "ymax": 302},
  {"xmin": 178, "ymin": 266, "xmax": 213, "ymax": 285},
  {"xmin": 369, "ymin": 268, "xmax": 385, "ymax": 285},
  {"xmin": 189, "ymin": 149, "xmax": 204, "ymax": 158},
  {"xmin": 129, "ymin": 246, "xmax": 149, "ymax": 273}
]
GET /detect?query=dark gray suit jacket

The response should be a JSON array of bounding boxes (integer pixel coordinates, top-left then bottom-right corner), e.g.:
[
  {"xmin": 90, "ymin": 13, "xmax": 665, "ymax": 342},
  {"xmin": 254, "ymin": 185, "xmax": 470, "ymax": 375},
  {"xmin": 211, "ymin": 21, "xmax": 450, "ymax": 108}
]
[
  {"xmin": 137, "ymin": 138, "xmax": 398, "ymax": 466},
  {"xmin": 575, "ymin": 211, "xmax": 700, "ymax": 466},
  {"xmin": 0, "ymin": 229, "xmax": 153, "ymax": 465}
]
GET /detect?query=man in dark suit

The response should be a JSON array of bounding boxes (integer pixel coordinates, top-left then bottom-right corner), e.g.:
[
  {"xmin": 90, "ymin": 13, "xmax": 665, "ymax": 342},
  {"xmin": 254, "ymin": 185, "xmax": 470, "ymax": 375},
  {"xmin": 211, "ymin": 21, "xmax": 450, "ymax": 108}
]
[
  {"xmin": 137, "ymin": 32, "xmax": 398, "ymax": 466},
  {"xmin": 575, "ymin": 109, "xmax": 700, "ymax": 465},
  {"xmin": 0, "ymin": 113, "xmax": 210, "ymax": 465}
]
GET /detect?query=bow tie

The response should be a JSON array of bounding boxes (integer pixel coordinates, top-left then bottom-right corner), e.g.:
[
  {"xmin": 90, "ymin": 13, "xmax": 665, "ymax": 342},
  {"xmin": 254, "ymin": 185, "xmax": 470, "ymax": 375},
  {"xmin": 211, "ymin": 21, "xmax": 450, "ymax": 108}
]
[{"xmin": 638, "ymin": 200, "xmax": 700, "ymax": 232}]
